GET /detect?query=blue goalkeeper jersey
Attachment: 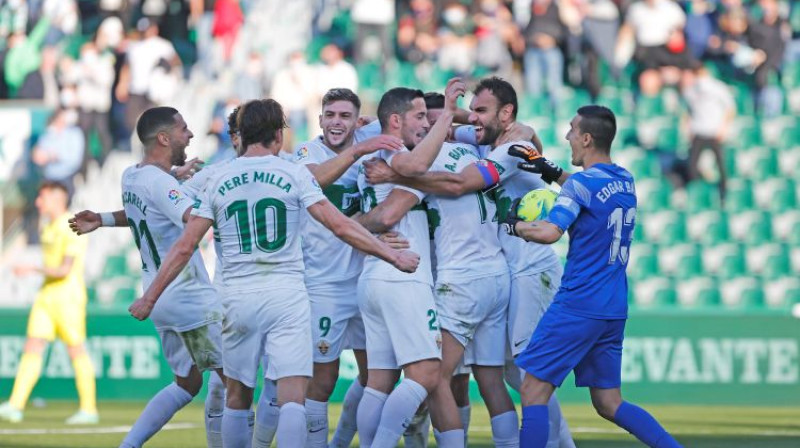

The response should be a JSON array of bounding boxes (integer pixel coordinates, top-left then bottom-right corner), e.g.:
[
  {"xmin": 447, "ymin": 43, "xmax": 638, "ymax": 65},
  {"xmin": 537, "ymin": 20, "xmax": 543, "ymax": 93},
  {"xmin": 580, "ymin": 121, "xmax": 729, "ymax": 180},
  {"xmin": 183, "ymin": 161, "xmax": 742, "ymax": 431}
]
[{"xmin": 546, "ymin": 163, "xmax": 636, "ymax": 320}]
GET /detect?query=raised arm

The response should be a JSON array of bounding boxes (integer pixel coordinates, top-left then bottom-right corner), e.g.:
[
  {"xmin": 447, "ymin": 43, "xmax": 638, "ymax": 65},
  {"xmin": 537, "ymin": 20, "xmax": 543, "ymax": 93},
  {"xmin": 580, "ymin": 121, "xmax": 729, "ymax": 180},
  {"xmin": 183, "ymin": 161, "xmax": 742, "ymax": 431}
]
[
  {"xmin": 305, "ymin": 135, "xmax": 403, "ymax": 188},
  {"xmin": 364, "ymin": 158, "xmax": 494, "ymax": 197},
  {"xmin": 387, "ymin": 78, "xmax": 466, "ymax": 177},
  {"xmin": 355, "ymin": 188, "xmax": 422, "ymax": 234},
  {"xmin": 308, "ymin": 199, "xmax": 419, "ymax": 273},
  {"xmin": 129, "ymin": 216, "xmax": 213, "ymax": 320}
]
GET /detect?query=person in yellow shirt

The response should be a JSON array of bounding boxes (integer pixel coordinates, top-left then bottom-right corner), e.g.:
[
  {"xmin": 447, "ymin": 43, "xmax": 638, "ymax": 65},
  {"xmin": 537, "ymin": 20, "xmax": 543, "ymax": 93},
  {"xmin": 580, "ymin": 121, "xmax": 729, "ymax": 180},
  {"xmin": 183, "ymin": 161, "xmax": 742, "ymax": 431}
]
[{"xmin": 0, "ymin": 181, "xmax": 98, "ymax": 424}]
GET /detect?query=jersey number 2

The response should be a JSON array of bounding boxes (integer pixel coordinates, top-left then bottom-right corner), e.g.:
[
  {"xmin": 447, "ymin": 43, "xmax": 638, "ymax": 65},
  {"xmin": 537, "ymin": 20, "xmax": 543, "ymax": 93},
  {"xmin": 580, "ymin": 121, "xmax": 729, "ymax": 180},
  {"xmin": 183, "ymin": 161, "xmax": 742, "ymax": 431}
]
[
  {"xmin": 226, "ymin": 198, "xmax": 287, "ymax": 253},
  {"xmin": 607, "ymin": 207, "xmax": 636, "ymax": 264}
]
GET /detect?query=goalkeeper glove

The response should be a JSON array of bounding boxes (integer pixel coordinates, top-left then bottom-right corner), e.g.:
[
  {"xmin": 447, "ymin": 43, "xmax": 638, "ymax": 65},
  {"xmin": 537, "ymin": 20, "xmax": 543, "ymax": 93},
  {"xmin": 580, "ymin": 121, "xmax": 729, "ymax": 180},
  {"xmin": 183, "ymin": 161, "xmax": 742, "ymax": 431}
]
[
  {"xmin": 507, "ymin": 144, "xmax": 564, "ymax": 184},
  {"xmin": 500, "ymin": 198, "xmax": 523, "ymax": 237}
]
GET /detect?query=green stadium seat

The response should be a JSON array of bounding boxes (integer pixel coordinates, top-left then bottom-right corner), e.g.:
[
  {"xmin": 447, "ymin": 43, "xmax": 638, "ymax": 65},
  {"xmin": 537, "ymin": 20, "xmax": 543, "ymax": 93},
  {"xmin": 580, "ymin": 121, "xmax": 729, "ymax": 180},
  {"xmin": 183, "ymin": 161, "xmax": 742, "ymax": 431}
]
[
  {"xmin": 724, "ymin": 178, "xmax": 754, "ymax": 212},
  {"xmin": 732, "ymin": 83, "xmax": 756, "ymax": 116},
  {"xmin": 102, "ymin": 254, "xmax": 129, "ymax": 278},
  {"xmin": 763, "ymin": 277, "xmax": 800, "ymax": 309},
  {"xmin": 686, "ymin": 181, "xmax": 720, "ymax": 212},
  {"xmin": 728, "ymin": 210, "xmax": 772, "ymax": 244},
  {"xmin": 627, "ymin": 149, "xmax": 662, "ymax": 179},
  {"xmin": 519, "ymin": 93, "xmax": 552, "ymax": 121},
  {"xmin": 658, "ymin": 243, "xmax": 701, "ymax": 277},
  {"xmin": 686, "ymin": 210, "xmax": 729, "ymax": 244},
  {"xmin": 754, "ymin": 177, "xmax": 797, "ymax": 212},
  {"xmin": 720, "ymin": 276, "xmax": 764, "ymax": 309},
  {"xmin": 746, "ymin": 243, "xmax": 791, "ymax": 279},
  {"xmin": 636, "ymin": 178, "xmax": 672, "ymax": 211},
  {"xmin": 633, "ymin": 277, "xmax": 676, "ymax": 308},
  {"xmin": 634, "ymin": 94, "xmax": 665, "ymax": 120},
  {"xmin": 771, "ymin": 210, "xmax": 800, "ymax": 244},
  {"xmin": 676, "ymin": 277, "xmax": 720, "ymax": 308},
  {"xmin": 776, "ymin": 146, "xmax": 800, "ymax": 177},
  {"xmin": 642, "ymin": 210, "xmax": 686, "ymax": 245},
  {"xmin": 703, "ymin": 242, "xmax": 746, "ymax": 279},
  {"xmin": 628, "ymin": 243, "xmax": 660, "ymax": 280},
  {"xmin": 729, "ymin": 118, "xmax": 762, "ymax": 149}
]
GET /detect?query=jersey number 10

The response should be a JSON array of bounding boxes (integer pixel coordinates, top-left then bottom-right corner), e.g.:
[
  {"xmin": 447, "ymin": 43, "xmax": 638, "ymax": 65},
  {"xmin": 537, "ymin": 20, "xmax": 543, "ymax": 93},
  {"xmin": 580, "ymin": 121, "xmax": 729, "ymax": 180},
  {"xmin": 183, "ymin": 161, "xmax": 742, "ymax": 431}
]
[
  {"xmin": 607, "ymin": 207, "xmax": 636, "ymax": 265},
  {"xmin": 225, "ymin": 198, "xmax": 288, "ymax": 254}
]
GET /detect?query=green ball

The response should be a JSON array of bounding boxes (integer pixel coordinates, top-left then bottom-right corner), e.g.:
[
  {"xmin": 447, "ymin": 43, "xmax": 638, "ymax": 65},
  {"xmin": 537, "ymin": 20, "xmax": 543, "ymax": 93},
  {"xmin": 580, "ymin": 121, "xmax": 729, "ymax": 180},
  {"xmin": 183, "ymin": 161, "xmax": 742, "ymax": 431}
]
[{"xmin": 517, "ymin": 189, "xmax": 558, "ymax": 222}]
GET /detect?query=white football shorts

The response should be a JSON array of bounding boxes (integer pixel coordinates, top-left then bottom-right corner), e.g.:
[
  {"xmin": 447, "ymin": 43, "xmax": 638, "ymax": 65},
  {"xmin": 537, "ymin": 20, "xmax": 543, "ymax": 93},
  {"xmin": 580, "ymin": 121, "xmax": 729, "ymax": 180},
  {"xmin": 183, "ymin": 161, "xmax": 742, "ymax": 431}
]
[
  {"xmin": 508, "ymin": 263, "xmax": 563, "ymax": 357},
  {"xmin": 158, "ymin": 321, "xmax": 223, "ymax": 377},
  {"xmin": 308, "ymin": 278, "xmax": 365, "ymax": 363}
]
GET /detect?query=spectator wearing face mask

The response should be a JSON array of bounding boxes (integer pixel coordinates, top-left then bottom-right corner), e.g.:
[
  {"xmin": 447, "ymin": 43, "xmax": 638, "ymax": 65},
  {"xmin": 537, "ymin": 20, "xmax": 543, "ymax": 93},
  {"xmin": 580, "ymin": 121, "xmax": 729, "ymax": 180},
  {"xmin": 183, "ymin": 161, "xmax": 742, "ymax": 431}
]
[{"xmin": 438, "ymin": 2, "xmax": 477, "ymax": 76}]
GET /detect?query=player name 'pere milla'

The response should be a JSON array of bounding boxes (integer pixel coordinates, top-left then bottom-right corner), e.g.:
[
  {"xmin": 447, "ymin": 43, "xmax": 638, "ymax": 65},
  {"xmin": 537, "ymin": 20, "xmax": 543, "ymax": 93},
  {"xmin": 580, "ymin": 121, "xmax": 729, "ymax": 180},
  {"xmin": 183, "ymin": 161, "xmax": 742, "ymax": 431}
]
[
  {"xmin": 217, "ymin": 171, "xmax": 293, "ymax": 197},
  {"xmin": 595, "ymin": 180, "xmax": 635, "ymax": 204}
]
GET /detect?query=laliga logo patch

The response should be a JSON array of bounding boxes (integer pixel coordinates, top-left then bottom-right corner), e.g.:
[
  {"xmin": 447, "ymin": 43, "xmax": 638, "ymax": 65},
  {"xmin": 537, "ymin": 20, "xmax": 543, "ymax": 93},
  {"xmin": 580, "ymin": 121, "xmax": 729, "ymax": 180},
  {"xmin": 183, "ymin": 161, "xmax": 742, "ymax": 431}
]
[
  {"xmin": 296, "ymin": 146, "xmax": 309, "ymax": 160},
  {"xmin": 317, "ymin": 340, "xmax": 330, "ymax": 355},
  {"xmin": 168, "ymin": 189, "xmax": 182, "ymax": 202}
]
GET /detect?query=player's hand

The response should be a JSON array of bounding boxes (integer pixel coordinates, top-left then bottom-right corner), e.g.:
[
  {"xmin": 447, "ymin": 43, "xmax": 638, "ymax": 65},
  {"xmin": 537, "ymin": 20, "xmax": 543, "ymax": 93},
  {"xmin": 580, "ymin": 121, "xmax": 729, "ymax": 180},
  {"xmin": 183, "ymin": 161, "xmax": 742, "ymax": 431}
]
[
  {"xmin": 357, "ymin": 115, "xmax": 377, "ymax": 128},
  {"xmin": 69, "ymin": 210, "xmax": 102, "ymax": 235},
  {"xmin": 392, "ymin": 250, "xmax": 420, "ymax": 273},
  {"xmin": 354, "ymin": 135, "xmax": 404, "ymax": 158},
  {"xmin": 129, "ymin": 296, "xmax": 155, "ymax": 321},
  {"xmin": 378, "ymin": 231, "xmax": 410, "ymax": 250},
  {"xmin": 173, "ymin": 158, "xmax": 204, "ymax": 181},
  {"xmin": 13, "ymin": 265, "xmax": 39, "ymax": 276},
  {"xmin": 500, "ymin": 198, "xmax": 523, "ymax": 237},
  {"xmin": 364, "ymin": 158, "xmax": 398, "ymax": 184},
  {"xmin": 497, "ymin": 122, "xmax": 538, "ymax": 148},
  {"xmin": 444, "ymin": 77, "xmax": 467, "ymax": 113},
  {"xmin": 508, "ymin": 145, "xmax": 563, "ymax": 184}
]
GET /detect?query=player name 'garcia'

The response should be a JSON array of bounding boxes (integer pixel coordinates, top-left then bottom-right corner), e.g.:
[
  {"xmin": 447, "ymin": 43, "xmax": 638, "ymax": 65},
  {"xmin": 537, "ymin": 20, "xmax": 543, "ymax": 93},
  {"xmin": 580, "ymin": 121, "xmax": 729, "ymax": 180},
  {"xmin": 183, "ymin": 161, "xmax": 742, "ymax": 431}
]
[
  {"xmin": 122, "ymin": 191, "xmax": 147, "ymax": 215},
  {"xmin": 595, "ymin": 180, "xmax": 634, "ymax": 204},
  {"xmin": 217, "ymin": 171, "xmax": 293, "ymax": 197}
]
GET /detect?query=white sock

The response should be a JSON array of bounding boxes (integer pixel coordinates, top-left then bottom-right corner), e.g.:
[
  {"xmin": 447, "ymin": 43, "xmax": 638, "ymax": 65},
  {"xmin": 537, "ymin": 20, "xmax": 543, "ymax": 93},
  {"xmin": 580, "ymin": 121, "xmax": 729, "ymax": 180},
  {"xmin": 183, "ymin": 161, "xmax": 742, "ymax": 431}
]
[
  {"xmin": 546, "ymin": 394, "xmax": 565, "ymax": 448},
  {"xmin": 371, "ymin": 379, "xmax": 428, "ymax": 448},
  {"xmin": 276, "ymin": 402, "xmax": 306, "ymax": 448},
  {"xmin": 205, "ymin": 373, "xmax": 225, "ymax": 448},
  {"xmin": 557, "ymin": 400, "xmax": 576, "ymax": 448},
  {"xmin": 403, "ymin": 407, "xmax": 430, "ymax": 448},
  {"xmin": 222, "ymin": 407, "xmax": 253, "ymax": 448},
  {"xmin": 330, "ymin": 379, "xmax": 364, "ymax": 448},
  {"xmin": 252, "ymin": 379, "xmax": 279, "ymax": 448},
  {"xmin": 458, "ymin": 405, "xmax": 471, "ymax": 445},
  {"xmin": 121, "ymin": 382, "xmax": 193, "ymax": 447},
  {"xmin": 491, "ymin": 410, "xmax": 519, "ymax": 447},
  {"xmin": 305, "ymin": 399, "xmax": 329, "ymax": 447},
  {"xmin": 433, "ymin": 429, "xmax": 464, "ymax": 448},
  {"xmin": 356, "ymin": 387, "xmax": 388, "ymax": 447}
]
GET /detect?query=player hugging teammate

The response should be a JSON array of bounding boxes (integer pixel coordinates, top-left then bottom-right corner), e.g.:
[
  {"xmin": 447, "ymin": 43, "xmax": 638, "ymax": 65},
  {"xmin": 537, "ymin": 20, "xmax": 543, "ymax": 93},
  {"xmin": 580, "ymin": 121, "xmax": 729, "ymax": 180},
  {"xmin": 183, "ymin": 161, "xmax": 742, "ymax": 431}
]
[{"xmin": 69, "ymin": 77, "xmax": 681, "ymax": 448}]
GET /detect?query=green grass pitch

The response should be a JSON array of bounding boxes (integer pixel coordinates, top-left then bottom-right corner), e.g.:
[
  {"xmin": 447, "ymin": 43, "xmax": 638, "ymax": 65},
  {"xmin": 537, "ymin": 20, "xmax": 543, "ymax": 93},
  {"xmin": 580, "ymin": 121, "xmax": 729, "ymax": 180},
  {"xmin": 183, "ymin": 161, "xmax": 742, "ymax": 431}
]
[{"xmin": 1, "ymin": 402, "xmax": 798, "ymax": 447}]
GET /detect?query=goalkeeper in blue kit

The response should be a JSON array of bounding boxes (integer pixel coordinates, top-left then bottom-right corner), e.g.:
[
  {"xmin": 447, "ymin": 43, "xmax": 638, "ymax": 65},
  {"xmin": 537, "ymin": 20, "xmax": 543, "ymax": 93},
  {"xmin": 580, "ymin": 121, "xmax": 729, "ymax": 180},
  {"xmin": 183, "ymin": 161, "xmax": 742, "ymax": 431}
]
[{"xmin": 502, "ymin": 105, "xmax": 682, "ymax": 448}]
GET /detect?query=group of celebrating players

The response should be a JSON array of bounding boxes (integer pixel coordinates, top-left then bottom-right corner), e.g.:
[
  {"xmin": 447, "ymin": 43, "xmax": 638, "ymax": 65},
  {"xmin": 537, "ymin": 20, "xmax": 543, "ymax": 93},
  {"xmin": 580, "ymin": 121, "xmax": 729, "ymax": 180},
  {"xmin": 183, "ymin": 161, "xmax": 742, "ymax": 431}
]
[{"xmin": 68, "ymin": 76, "xmax": 682, "ymax": 448}]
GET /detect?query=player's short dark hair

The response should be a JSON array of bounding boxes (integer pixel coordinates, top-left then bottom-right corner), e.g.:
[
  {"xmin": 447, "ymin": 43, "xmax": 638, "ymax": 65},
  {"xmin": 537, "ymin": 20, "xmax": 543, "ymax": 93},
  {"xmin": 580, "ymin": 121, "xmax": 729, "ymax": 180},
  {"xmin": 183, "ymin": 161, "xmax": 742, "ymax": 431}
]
[
  {"xmin": 136, "ymin": 107, "xmax": 179, "ymax": 146},
  {"xmin": 423, "ymin": 92, "xmax": 445, "ymax": 110},
  {"xmin": 577, "ymin": 105, "xmax": 617, "ymax": 153},
  {"xmin": 474, "ymin": 77, "xmax": 517, "ymax": 119},
  {"xmin": 377, "ymin": 87, "xmax": 425, "ymax": 130},
  {"xmin": 237, "ymin": 99, "xmax": 287, "ymax": 151},
  {"xmin": 322, "ymin": 88, "xmax": 361, "ymax": 111},
  {"xmin": 227, "ymin": 105, "xmax": 240, "ymax": 135}
]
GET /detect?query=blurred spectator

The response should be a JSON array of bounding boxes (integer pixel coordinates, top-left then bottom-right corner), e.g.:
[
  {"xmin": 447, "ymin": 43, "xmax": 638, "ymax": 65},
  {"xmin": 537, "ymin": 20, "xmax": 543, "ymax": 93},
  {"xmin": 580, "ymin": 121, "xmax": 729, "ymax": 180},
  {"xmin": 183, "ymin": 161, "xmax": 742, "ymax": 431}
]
[
  {"xmin": 0, "ymin": 0, "xmax": 27, "ymax": 40},
  {"xmin": 575, "ymin": 0, "xmax": 621, "ymax": 101},
  {"xmin": 708, "ymin": 6, "xmax": 764, "ymax": 76},
  {"xmin": 190, "ymin": 0, "xmax": 217, "ymax": 78},
  {"xmin": 235, "ymin": 51, "xmax": 266, "ymax": 101},
  {"xmin": 616, "ymin": 0, "xmax": 693, "ymax": 95},
  {"xmin": 316, "ymin": 42, "xmax": 358, "ymax": 95},
  {"xmin": 31, "ymin": 0, "xmax": 79, "ymax": 46},
  {"xmin": 31, "ymin": 108, "xmax": 84, "ymax": 196},
  {"xmin": 4, "ymin": 17, "xmax": 50, "ymax": 98},
  {"xmin": 523, "ymin": 0, "xmax": 566, "ymax": 111},
  {"xmin": 351, "ymin": 0, "xmax": 395, "ymax": 71},
  {"xmin": 473, "ymin": 0, "xmax": 523, "ymax": 79},
  {"xmin": 74, "ymin": 41, "xmax": 115, "ymax": 174},
  {"xmin": 682, "ymin": 65, "xmax": 735, "ymax": 203},
  {"xmin": 747, "ymin": 0, "xmax": 791, "ymax": 116},
  {"xmin": 16, "ymin": 45, "xmax": 59, "ymax": 107},
  {"xmin": 207, "ymin": 97, "xmax": 239, "ymax": 163},
  {"xmin": 684, "ymin": 0, "xmax": 715, "ymax": 60},
  {"xmin": 397, "ymin": 0, "xmax": 440, "ymax": 66},
  {"xmin": 271, "ymin": 51, "xmax": 316, "ymax": 147},
  {"xmin": 116, "ymin": 18, "xmax": 180, "ymax": 137},
  {"xmin": 438, "ymin": 2, "xmax": 477, "ymax": 76},
  {"xmin": 212, "ymin": 0, "xmax": 243, "ymax": 65}
]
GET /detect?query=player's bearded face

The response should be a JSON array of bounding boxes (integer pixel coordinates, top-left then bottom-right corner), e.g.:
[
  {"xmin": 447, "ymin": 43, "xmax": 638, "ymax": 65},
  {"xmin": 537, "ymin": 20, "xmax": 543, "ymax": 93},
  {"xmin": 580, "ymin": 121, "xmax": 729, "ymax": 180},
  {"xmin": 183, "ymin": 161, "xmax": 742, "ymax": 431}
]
[
  {"xmin": 320, "ymin": 101, "xmax": 358, "ymax": 150},
  {"xmin": 469, "ymin": 91, "xmax": 503, "ymax": 145},
  {"xmin": 169, "ymin": 114, "xmax": 194, "ymax": 166},
  {"xmin": 400, "ymin": 98, "xmax": 430, "ymax": 150}
]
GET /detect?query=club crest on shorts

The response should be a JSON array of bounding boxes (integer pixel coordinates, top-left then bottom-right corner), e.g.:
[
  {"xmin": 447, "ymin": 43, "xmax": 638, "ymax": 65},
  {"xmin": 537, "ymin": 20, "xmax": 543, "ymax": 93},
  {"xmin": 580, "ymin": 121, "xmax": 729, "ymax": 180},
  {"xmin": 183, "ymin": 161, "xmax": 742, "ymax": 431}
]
[{"xmin": 317, "ymin": 339, "xmax": 330, "ymax": 355}]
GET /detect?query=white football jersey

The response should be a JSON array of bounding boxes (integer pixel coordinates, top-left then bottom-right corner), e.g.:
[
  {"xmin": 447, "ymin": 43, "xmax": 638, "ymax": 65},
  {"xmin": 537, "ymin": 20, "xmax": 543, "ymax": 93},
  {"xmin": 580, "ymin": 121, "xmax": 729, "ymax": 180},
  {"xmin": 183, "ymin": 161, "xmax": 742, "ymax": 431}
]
[
  {"xmin": 192, "ymin": 155, "xmax": 326, "ymax": 293},
  {"xmin": 180, "ymin": 160, "xmax": 234, "ymax": 288},
  {"xmin": 485, "ymin": 141, "xmax": 561, "ymax": 276},
  {"xmin": 293, "ymin": 138, "xmax": 363, "ymax": 285},
  {"xmin": 427, "ymin": 142, "xmax": 508, "ymax": 282},
  {"xmin": 358, "ymin": 148, "xmax": 433, "ymax": 285},
  {"xmin": 120, "ymin": 165, "xmax": 220, "ymax": 332}
]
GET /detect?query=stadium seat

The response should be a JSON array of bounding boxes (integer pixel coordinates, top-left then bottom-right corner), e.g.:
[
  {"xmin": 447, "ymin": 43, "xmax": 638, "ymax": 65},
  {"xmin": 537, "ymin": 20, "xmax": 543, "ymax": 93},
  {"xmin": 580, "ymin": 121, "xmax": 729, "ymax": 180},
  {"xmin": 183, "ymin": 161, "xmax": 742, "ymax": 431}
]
[
  {"xmin": 753, "ymin": 177, "xmax": 797, "ymax": 212},
  {"xmin": 658, "ymin": 243, "xmax": 701, "ymax": 277},
  {"xmin": 686, "ymin": 210, "xmax": 729, "ymax": 245},
  {"xmin": 719, "ymin": 276, "xmax": 764, "ymax": 309},
  {"xmin": 628, "ymin": 242, "xmax": 660, "ymax": 280},
  {"xmin": 686, "ymin": 181, "xmax": 720, "ymax": 212},
  {"xmin": 633, "ymin": 276, "xmax": 676, "ymax": 308},
  {"xmin": 776, "ymin": 146, "xmax": 800, "ymax": 177},
  {"xmin": 626, "ymin": 149, "xmax": 662, "ymax": 180},
  {"xmin": 703, "ymin": 242, "xmax": 746, "ymax": 278},
  {"xmin": 676, "ymin": 277, "xmax": 720, "ymax": 308},
  {"xmin": 642, "ymin": 210, "xmax": 686, "ymax": 245},
  {"xmin": 745, "ymin": 243, "xmax": 791, "ymax": 279},
  {"xmin": 763, "ymin": 277, "xmax": 800, "ymax": 309},
  {"xmin": 728, "ymin": 210, "xmax": 772, "ymax": 245},
  {"xmin": 771, "ymin": 210, "xmax": 800, "ymax": 244},
  {"xmin": 724, "ymin": 178, "xmax": 754, "ymax": 212},
  {"xmin": 729, "ymin": 117, "xmax": 762, "ymax": 149},
  {"xmin": 636, "ymin": 177, "xmax": 672, "ymax": 211}
]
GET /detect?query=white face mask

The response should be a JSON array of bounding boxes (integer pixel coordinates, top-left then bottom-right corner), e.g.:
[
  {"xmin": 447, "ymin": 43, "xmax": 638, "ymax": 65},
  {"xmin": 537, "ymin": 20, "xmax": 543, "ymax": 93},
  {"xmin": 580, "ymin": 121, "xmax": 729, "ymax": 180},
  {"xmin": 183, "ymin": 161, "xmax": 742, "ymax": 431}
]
[{"xmin": 443, "ymin": 7, "xmax": 468, "ymax": 25}]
